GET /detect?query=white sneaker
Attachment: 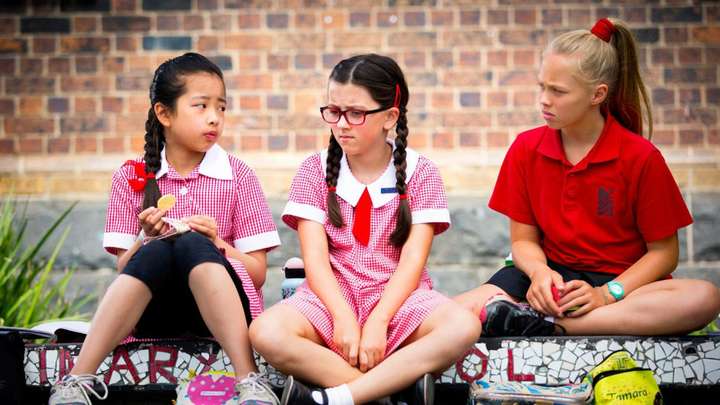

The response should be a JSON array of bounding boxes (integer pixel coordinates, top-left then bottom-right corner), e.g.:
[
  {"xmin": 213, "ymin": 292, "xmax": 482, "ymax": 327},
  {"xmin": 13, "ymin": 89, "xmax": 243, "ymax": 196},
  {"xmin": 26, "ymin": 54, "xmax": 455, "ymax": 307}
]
[
  {"xmin": 48, "ymin": 374, "xmax": 108, "ymax": 405},
  {"xmin": 235, "ymin": 372, "xmax": 280, "ymax": 405}
]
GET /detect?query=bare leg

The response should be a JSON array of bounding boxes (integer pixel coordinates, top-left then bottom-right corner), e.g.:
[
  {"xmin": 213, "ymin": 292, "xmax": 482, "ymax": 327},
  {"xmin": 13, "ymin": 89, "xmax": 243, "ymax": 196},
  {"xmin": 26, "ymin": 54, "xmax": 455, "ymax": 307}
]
[
  {"xmin": 347, "ymin": 302, "xmax": 481, "ymax": 404},
  {"xmin": 70, "ymin": 275, "xmax": 151, "ymax": 374},
  {"xmin": 250, "ymin": 304, "xmax": 363, "ymax": 387},
  {"xmin": 558, "ymin": 279, "xmax": 720, "ymax": 335},
  {"xmin": 189, "ymin": 262, "xmax": 257, "ymax": 377},
  {"xmin": 454, "ymin": 283, "xmax": 506, "ymax": 317}
]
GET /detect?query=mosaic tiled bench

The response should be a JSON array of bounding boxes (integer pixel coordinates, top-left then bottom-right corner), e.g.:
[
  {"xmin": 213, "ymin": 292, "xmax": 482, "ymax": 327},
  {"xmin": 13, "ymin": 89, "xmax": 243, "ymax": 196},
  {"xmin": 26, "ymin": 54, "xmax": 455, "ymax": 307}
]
[{"xmin": 24, "ymin": 335, "xmax": 720, "ymax": 400}]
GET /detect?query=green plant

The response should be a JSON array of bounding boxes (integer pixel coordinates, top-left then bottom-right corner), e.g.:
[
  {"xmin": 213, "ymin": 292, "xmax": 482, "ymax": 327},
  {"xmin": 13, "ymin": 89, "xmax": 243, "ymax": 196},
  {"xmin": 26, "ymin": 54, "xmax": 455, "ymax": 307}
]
[{"xmin": 0, "ymin": 197, "xmax": 91, "ymax": 328}]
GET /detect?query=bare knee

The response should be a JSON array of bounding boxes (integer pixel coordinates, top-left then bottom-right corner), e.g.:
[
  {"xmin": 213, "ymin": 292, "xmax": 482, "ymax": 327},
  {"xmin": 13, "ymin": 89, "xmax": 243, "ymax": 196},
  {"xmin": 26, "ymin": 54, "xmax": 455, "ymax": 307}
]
[
  {"xmin": 249, "ymin": 310, "xmax": 298, "ymax": 367},
  {"xmin": 691, "ymin": 281, "xmax": 720, "ymax": 324}
]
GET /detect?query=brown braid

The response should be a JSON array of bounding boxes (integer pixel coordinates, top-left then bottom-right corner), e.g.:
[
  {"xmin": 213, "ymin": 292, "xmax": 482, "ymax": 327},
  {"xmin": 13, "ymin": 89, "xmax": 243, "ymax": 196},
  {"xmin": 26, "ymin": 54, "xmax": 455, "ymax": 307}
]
[
  {"xmin": 142, "ymin": 106, "xmax": 163, "ymax": 209},
  {"xmin": 325, "ymin": 132, "xmax": 344, "ymax": 227},
  {"xmin": 389, "ymin": 108, "xmax": 411, "ymax": 246}
]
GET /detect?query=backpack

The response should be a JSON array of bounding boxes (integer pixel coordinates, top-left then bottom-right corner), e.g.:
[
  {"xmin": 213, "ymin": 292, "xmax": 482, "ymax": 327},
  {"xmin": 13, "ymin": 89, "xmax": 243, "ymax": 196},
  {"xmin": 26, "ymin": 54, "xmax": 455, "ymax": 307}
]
[{"xmin": 583, "ymin": 350, "xmax": 663, "ymax": 405}]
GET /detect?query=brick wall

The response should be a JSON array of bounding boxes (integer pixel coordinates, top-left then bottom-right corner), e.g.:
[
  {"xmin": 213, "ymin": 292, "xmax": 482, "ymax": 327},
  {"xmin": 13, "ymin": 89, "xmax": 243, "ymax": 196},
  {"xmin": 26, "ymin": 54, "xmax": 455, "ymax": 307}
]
[{"xmin": 0, "ymin": 0, "xmax": 718, "ymax": 200}]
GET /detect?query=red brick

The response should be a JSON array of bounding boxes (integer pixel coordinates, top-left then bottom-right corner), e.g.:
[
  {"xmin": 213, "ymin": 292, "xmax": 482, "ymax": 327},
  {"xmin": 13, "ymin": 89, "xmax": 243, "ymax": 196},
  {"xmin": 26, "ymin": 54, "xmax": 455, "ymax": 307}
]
[
  {"xmin": 568, "ymin": 9, "xmax": 591, "ymax": 26},
  {"xmin": 442, "ymin": 71, "xmax": 492, "ymax": 86},
  {"xmin": 0, "ymin": 18, "xmax": 16, "ymax": 35},
  {"xmin": 279, "ymin": 72, "xmax": 325, "ymax": 89},
  {"xmin": 48, "ymin": 137, "xmax": 70, "ymax": 153},
  {"xmin": 295, "ymin": 13, "xmax": 316, "ymax": 29},
  {"xmin": 0, "ymin": 38, "xmax": 26, "ymax": 53},
  {"xmin": 210, "ymin": 14, "xmax": 233, "ymax": 31},
  {"xmin": 322, "ymin": 11, "xmax": 346, "ymax": 30},
  {"xmin": 60, "ymin": 37, "xmax": 110, "ymax": 53},
  {"xmin": 277, "ymin": 33, "xmax": 325, "ymax": 50},
  {"xmin": 227, "ymin": 74, "xmax": 273, "ymax": 90},
  {"xmin": 115, "ymin": 114, "xmax": 144, "ymax": 132},
  {"xmin": 488, "ymin": 9, "xmax": 508, "ymax": 25},
  {"xmin": 432, "ymin": 92, "xmax": 453, "ymax": 109},
  {"xmin": 0, "ymin": 139, "xmax": 14, "ymax": 154},
  {"xmin": 0, "ymin": 58, "xmax": 16, "ymax": 75},
  {"xmin": 664, "ymin": 27, "xmax": 688, "ymax": 43},
  {"xmin": 442, "ymin": 31, "xmax": 492, "ymax": 47},
  {"xmin": 388, "ymin": 32, "xmax": 436, "ymax": 47},
  {"xmin": 101, "ymin": 97, "xmax": 122, "ymax": 113},
  {"xmin": 268, "ymin": 134, "xmax": 289, "ymax": 151},
  {"xmin": 514, "ymin": 9, "xmax": 536, "ymax": 25},
  {"xmin": 0, "ymin": 98, "xmax": 14, "ymax": 115},
  {"xmin": 20, "ymin": 58, "xmax": 43, "ymax": 76},
  {"xmin": 432, "ymin": 51, "xmax": 452, "ymax": 68},
  {"xmin": 443, "ymin": 112, "xmax": 491, "ymax": 127},
  {"xmin": 128, "ymin": 95, "xmax": 148, "ymax": 113},
  {"xmin": 116, "ymin": 36, "xmax": 138, "ymax": 52},
  {"xmin": 499, "ymin": 29, "xmax": 546, "ymax": 45},
  {"xmin": 487, "ymin": 50, "xmax": 508, "ymax": 66},
  {"xmin": 679, "ymin": 129, "xmax": 703, "ymax": 145},
  {"xmin": 487, "ymin": 91, "xmax": 508, "ymax": 107},
  {"xmin": 679, "ymin": 88, "xmax": 701, "ymax": 104},
  {"xmin": 692, "ymin": 27, "xmax": 720, "ymax": 44},
  {"xmin": 75, "ymin": 56, "xmax": 98, "ymax": 73},
  {"xmin": 33, "ymin": 37, "xmax": 56, "ymax": 53},
  {"xmin": 156, "ymin": 15, "xmax": 179, "ymax": 31},
  {"xmin": 48, "ymin": 97, "xmax": 69, "ymax": 113},
  {"xmin": 431, "ymin": 10, "xmax": 453, "ymax": 26},
  {"xmin": 459, "ymin": 132, "xmax": 480, "ymax": 147},
  {"xmin": 432, "ymin": 131, "xmax": 454, "ymax": 148},
  {"xmin": 332, "ymin": 33, "xmax": 382, "ymax": 49},
  {"xmin": 74, "ymin": 16, "xmax": 97, "ymax": 32},
  {"xmin": 678, "ymin": 47, "xmax": 702, "ymax": 64},
  {"xmin": 18, "ymin": 138, "xmax": 44, "ymax": 154},
  {"xmin": 404, "ymin": 51, "xmax": 426, "ymax": 69},
  {"xmin": 624, "ymin": 7, "xmax": 647, "ymax": 23},
  {"xmin": 75, "ymin": 136, "xmax": 98, "ymax": 153},
  {"xmin": 513, "ymin": 90, "xmax": 536, "ymax": 107},
  {"xmin": 102, "ymin": 136, "xmax": 125, "ymax": 153},
  {"xmin": 116, "ymin": 74, "xmax": 150, "ymax": 91},
  {"xmin": 541, "ymin": 9, "xmax": 562, "ymax": 25},
  {"xmin": 459, "ymin": 51, "xmax": 481, "ymax": 67},
  {"xmin": 6, "ymin": 77, "xmax": 55, "ymax": 94},
  {"xmin": 5, "ymin": 118, "xmax": 54, "ymax": 134},
  {"xmin": 225, "ymin": 34, "xmax": 273, "ymax": 50},
  {"xmin": 651, "ymin": 48, "xmax": 674, "ymax": 65},
  {"xmin": 61, "ymin": 116, "xmax": 108, "ymax": 132},
  {"xmin": 237, "ymin": 54, "xmax": 260, "ymax": 70},
  {"xmin": 349, "ymin": 11, "xmax": 370, "ymax": 28},
  {"xmin": 377, "ymin": 11, "xmax": 400, "ymax": 28},
  {"xmin": 499, "ymin": 70, "xmax": 536, "ymax": 86},
  {"xmin": 19, "ymin": 96, "xmax": 43, "ymax": 115},
  {"xmin": 102, "ymin": 56, "xmax": 125, "ymax": 73},
  {"xmin": 239, "ymin": 95, "xmax": 261, "ymax": 110},
  {"xmin": 487, "ymin": 131, "xmax": 509, "ymax": 148},
  {"xmin": 267, "ymin": 54, "xmax": 289, "ymax": 71},
  {"xmin": 497, "ymin": 111, "xmax": 540, "ymax": 126},
  {"xmin": 459, "ymin": 10, "xmax": 479, "ymax": 26},
  {"xmin": 75, "ymin": 97, "xmax": 97, "ymax": 113},
  {"xmin": 295, "ymin": 54, "xmax": 316, "ymax": 70},
  {"xmin": 62, "ymin": 76, "xmax": 110, "ymax": 92},
  {"xmin": 183, "ymin": 15, "xmax": 204, "ymax": 31},
  {"xmin": 513, "ymin": 50, "xmax": 535, "ymax": 66},
  {"xmin": 112, "ymin": 0, "xmax": 136, "ymax": 12},
  {"xmin": 651, "ymin": 129, "xmax": 675, "ymax": 146},
  {"xmin": 197, "ymin": 36, "xmax": 219, "ymax": 52},
  {"xmin": 323, "ymin": 53, "xmax": 344, "ymax": 69},
  {"xmin": 277, "ymin": 114, "xmax": 322, "ymax": 131},
  {"xmin": 240, "ymin": 135, "xmax": 262, "ymax": 151},
  {"xmin": 296, "ymin": 133, "xmax": 319, "ymax": 151}
]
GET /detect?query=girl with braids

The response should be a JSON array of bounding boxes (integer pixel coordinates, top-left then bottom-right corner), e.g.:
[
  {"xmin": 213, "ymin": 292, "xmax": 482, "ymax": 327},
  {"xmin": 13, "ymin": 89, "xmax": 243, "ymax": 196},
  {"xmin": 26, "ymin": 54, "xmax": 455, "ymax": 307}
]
[
  {"xmin": 456, "ymin": 18, "xmax": 720, "ymax": 337},
  {"xmin": 250, "ymin": 54, "xmax": 481, "ymax": 405},
  {"xmin": 49, "ymin": 53, "xmax": 282, "ymax": 405}
]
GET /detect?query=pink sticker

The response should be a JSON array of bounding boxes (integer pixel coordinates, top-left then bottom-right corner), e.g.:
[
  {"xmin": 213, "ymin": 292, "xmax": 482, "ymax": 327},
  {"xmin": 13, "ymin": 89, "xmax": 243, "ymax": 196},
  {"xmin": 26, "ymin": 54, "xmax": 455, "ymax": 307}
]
[{"xmin": 183, "ymin": 373, "xmax": 236, "ymax": 404}]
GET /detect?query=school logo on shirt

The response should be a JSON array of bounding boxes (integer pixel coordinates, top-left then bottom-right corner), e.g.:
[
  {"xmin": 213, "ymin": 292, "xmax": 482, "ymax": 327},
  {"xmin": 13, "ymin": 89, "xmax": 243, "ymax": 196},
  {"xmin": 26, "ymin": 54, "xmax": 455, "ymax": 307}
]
[{"xmin": 597, "ymin": 187, "xmax": 614, "ymax": 217}]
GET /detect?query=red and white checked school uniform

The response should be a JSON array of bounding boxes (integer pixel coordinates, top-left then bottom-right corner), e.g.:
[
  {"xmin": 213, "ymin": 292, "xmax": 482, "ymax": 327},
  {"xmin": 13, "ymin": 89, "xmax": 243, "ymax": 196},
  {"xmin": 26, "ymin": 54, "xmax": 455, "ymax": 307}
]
[
  {"xmin": 281, "ymin": 143, "xmax": 452, "ymax": 357},
  {"xmin": 103, "ymin": 143, "xmax": 281, "ymax": 320}
]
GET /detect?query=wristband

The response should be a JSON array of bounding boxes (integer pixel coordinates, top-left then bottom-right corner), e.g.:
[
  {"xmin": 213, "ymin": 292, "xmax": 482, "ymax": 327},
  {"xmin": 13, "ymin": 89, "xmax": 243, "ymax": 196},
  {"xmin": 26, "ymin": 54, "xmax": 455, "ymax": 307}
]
[{"xmin": 607, "ymin": 281, "xmax": 625, "ymax": 301}]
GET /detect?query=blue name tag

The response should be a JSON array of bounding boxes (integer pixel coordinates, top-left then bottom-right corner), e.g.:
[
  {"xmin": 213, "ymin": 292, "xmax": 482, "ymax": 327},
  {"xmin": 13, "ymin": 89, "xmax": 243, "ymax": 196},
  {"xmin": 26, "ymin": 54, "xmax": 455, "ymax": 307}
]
[{"xmin": 381, "ymin": 187, "xmax": 397, "ymax": 194}]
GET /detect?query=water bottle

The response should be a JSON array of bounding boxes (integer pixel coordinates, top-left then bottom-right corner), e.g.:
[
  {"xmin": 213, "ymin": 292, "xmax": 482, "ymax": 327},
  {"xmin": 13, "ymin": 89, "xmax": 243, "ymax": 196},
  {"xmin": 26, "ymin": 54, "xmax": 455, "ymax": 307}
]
[{"xmin": 281, "ymin": 257, "xmax": 305, "ymax": 299}]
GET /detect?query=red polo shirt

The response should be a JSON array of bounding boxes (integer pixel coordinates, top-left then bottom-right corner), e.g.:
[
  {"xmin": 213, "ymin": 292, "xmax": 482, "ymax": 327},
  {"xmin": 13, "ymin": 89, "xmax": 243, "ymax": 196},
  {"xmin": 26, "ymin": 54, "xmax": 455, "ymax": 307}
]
[{"xmin": 489, "ymin": 115, "xmax": 692, "ymax": 275}]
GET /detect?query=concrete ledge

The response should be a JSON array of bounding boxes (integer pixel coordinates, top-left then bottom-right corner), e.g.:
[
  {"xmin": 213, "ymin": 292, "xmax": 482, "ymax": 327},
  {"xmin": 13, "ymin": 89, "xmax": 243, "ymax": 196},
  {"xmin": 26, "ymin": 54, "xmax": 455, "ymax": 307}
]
[{"xmin": 25, "ymin": 335, "xmax": 720, "ymax": 391}]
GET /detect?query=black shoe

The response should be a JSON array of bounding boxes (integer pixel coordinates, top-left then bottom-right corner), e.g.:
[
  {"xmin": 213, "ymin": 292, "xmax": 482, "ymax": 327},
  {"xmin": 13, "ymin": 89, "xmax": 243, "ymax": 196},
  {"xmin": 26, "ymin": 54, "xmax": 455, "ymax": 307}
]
[
  {"xmin": 393, "ymin": 373, "xmax": 434, "ymax": 405},
  {"xmin": 281, "ymin": 375, "xmax": 328, "ymax": 405},
  {"xmin": 481, "ymin": 297, "xmax": 565, "ymax": 337}
]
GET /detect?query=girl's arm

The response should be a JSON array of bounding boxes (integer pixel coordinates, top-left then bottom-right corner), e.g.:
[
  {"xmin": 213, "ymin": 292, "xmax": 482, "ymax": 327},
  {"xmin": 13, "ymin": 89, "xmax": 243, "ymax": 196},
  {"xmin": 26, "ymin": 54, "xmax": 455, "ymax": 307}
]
[
  {"xmin": 214, "ymin": 239, "xmax": 267, "ymax": 290},
  {"xmin": 366, "ymin": 223, "xmax": 435, "ymax": 324},
  {"xmin": 510, "ymin": 219, "xmax": 565, "ymax": 317}
]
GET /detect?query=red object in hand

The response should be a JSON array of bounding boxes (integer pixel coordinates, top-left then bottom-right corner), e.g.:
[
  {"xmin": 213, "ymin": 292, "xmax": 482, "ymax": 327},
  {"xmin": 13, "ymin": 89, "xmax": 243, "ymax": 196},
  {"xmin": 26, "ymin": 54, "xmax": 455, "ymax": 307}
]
[{"xmin": 551, "ymin": 285, "xmax": 561, "ymax": 302}]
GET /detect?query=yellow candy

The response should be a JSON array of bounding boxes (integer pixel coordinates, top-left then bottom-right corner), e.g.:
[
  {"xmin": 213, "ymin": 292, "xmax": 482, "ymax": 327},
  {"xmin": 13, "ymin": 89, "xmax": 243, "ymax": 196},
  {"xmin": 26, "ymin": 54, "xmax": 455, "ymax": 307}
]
[{"xmin": 157, "ymin": 194, "xmax": 176, "ymax": 211}]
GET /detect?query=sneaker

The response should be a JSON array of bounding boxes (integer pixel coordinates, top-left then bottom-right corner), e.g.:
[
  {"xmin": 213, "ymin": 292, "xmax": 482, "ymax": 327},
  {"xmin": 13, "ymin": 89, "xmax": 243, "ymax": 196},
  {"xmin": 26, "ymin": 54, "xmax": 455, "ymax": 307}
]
[
  {"xmin": 394, "ymin": 373, "xmax": 435, "ymax": 405},
  {"xmin": 481, "ymin": 296, "xmax": 565, "ymax": 337},
  {"xmin": 280, "ymin": 375, "xmax": 328, "ymax": 405},
  {"xmin": 236, "ymin": 372, "xmax": 280, "ymax": 405},
  {"xmin": 48, "ymin": 374, "xmax": 108, "ymax": 405}
]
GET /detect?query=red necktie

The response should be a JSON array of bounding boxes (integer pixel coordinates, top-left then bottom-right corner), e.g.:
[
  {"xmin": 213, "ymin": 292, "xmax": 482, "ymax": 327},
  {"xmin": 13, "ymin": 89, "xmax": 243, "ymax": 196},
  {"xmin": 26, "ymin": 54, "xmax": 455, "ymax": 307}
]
[{"xmin": 353, "ymin": 187, "xmax": 371, "ymax": 245}]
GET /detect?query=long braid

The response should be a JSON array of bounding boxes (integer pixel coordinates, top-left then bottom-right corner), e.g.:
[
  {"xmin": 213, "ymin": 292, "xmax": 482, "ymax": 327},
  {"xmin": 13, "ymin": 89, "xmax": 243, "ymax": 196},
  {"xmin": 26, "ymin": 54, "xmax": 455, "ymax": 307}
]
[
  {"xmin": 142, "ymin": 106, "xmax": 163, "ymax": 209},
  {"xmin": 325, "ymin": 132, "xmax": 344, "ymax": 227},
  {"xmin": 390, "ymin": 108, "xmax": 411, "ymax": 247}
]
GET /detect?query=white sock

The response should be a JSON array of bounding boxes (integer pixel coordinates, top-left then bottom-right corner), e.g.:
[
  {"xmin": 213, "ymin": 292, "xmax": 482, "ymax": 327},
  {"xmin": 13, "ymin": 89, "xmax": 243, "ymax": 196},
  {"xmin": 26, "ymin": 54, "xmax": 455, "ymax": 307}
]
[{"xmin": 325, "ymin": 384, "xmax": 354, "ymax": 405}]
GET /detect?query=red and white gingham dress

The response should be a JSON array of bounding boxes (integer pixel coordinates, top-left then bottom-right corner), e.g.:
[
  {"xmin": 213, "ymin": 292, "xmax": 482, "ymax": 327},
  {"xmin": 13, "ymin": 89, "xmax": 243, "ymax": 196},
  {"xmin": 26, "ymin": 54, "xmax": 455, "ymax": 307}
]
[
  {"xmin": 103, "ymin": 144, "xmax": 281, "ymax": 320},
  {"xmin": 281, "ymin": 144, "xmax": 451, "ymax": 356}
]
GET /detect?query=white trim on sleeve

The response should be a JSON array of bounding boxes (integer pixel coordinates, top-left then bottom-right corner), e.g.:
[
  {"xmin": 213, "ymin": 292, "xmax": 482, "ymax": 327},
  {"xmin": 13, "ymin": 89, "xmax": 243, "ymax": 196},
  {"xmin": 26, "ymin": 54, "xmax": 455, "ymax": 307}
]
[
  {"xmin": 282, "ymin": 201, "xmax": 327, "ymax": 225},
  {"xmin": 103, "ymin": 232, "xmax": 136, "ymax": 252},
  {"xmin": 234, "ymin": 231, "xmax": 282, "ymax": 253},
  {"xmin": 411, "ymin": 208, "xmax": 451, "ymax": 225}
]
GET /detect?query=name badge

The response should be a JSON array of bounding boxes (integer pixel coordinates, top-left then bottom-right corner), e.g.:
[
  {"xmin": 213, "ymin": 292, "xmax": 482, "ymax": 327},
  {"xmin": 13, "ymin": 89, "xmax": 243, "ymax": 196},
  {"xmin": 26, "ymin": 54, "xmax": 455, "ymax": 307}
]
[{"xmin": 381, "ymin": 187, "xmax": 397, "ymax": 194}]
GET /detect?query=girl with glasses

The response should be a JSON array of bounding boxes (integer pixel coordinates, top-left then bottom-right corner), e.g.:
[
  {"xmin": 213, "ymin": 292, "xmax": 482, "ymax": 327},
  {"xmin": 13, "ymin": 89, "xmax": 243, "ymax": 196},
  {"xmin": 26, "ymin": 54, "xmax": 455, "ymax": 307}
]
[{"xmin": 250, "ymin": 54, "xmax": 481, "ymax": 405}]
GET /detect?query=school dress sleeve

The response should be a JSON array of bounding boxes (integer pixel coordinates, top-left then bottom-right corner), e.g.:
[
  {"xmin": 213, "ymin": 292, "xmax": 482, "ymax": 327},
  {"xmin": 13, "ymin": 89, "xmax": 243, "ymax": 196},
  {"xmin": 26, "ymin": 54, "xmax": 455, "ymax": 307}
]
[
  {"xmin": 231, "ymin": 165, "xmax": 281, "ymax": 253},
  {"xmin": 635, "ymin": 150, "xmax": 693, "ymax": 242},
  {"xmin": 282, "ymin": 154, "xmax": 327, "ymax": 230},
  {"xmin": 103, "ymin": 165, "xmax": 142, "ymax": 255},
  {"xmin": 407, "ymin": 157, "xmax": 451, "ymax": 234},
  {"xmin": 488, "ymin": 136, "xmax": 537, "ymax": 226}
]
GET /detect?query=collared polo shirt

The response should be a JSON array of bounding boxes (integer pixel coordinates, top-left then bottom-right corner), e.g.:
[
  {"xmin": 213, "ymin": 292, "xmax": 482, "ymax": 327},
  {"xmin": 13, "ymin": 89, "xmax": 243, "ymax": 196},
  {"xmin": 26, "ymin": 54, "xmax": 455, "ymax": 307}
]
[{"xmin": 489, "ymin": 115, "xmax": 692, "ymax": 275}]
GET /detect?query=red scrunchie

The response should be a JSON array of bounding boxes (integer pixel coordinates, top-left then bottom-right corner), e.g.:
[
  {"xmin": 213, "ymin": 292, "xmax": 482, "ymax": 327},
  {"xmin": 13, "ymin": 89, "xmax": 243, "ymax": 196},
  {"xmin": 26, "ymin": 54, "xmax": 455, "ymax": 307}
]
[
  {"xmin": 591, "ymin": 18, "xmax": 615, "ymax": 43},
  {"xmin": 125, "ymin": 160, "xmax": 155, "ymax": 192}
]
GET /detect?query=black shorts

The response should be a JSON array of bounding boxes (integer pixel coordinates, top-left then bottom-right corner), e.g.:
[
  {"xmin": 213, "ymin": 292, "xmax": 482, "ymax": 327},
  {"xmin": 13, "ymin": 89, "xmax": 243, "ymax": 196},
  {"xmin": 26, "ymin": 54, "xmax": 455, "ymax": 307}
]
[
  {"xmin": 486, "ymin": 260, "xmax": 616, "ymax": 301},
  {"xmin": 122, "ymin": 232, "xmax": 252, "ymax": 338}
]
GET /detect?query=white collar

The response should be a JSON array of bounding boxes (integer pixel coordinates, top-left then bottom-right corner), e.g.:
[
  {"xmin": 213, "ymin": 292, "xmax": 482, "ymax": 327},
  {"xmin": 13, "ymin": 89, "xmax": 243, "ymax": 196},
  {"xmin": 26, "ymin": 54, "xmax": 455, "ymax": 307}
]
[
  {"xmin": 321, "ymin": 139, "xmax": 419, "ymax": 208},
  {"xmin": 156, "ymin": 143, "xmax": 233, "ymax": 180}
]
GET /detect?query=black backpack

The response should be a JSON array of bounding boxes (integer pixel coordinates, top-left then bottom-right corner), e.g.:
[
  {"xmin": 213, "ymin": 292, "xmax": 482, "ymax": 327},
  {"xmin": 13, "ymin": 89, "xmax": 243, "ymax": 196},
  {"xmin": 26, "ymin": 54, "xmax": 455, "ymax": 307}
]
[{"xmin": 0, "ymin": 327, "xmax": 53, "ymax": 405}]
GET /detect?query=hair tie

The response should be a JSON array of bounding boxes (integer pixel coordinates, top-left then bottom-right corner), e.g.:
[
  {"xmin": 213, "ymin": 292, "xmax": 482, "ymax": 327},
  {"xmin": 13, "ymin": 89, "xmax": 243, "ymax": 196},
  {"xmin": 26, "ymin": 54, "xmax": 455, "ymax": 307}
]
[
  {"xmin": 398, "ymin": 193, "xmax": 408, "ymax": 200},
  {"xmin": 393, "ymin": 84, "xmax": 401, "ymax": 108},
  {"xmin": 328, "ymin": 186, "xmax": 337, "ymax": 192},
  {"xmin": 591, "ymin": 18, "xmax": 615, "ymax": 43},
  {"xmin": 125, "ymin": 160, "xmax": 155, "ymax": 192}
]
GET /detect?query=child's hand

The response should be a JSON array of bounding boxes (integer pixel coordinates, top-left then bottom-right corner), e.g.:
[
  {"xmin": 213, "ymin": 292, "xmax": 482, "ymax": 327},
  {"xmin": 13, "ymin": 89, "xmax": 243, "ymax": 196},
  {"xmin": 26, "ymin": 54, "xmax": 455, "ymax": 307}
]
[
  {"xmin": 138, "ymin": 207, "xmax": 168, "ymax": 237},
  {"xmin": 359, "ymin": 317, "xmax": 388, "ymax": 372},
  {"xmin": 556, "ymin": 279, "xmax": 605, "ymax": 317},
  {"xmin": 332, "ymin": 313, "xmax": 361, "ymax": 367},
  {"xmin": 527, "ymin": 267, "xmax": 564, "ymax": 317},
  {"xmin": 183, "ymin": 215, "xmax": 218, "ymax": 243}
]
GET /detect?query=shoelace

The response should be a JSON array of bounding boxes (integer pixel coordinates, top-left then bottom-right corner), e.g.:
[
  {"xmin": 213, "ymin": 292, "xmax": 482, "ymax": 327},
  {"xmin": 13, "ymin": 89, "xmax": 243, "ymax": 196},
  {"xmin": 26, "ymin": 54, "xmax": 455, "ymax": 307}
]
[
  {"xmin": 57, "ymin": 374, "xmax": 108, "ymax": 402},
  {"xmin": 238, "ymin": 372, "xmax": 278, "ymax": 399}
]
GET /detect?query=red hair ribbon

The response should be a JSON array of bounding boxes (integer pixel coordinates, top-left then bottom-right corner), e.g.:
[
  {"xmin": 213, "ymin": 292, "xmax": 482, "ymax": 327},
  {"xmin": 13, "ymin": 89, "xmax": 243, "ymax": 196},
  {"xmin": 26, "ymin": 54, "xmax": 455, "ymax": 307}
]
[
  {"xmin": 591, "ymin": 18, "xmax": 615, "ymax": 43},
  {"xmin": 398, "ymin": 194, "xmax": 408, "ymax": 200},
  {"xmin": 125, "ymin": 160, "xmax": 155, "ymax": 192},
  {"xmin": 393, "ymin": 84, "xmax": 401, "ymax": 108},
  {"xmin": 328, "ymin": 186, "xmax": 337, "ymax": 192}
]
